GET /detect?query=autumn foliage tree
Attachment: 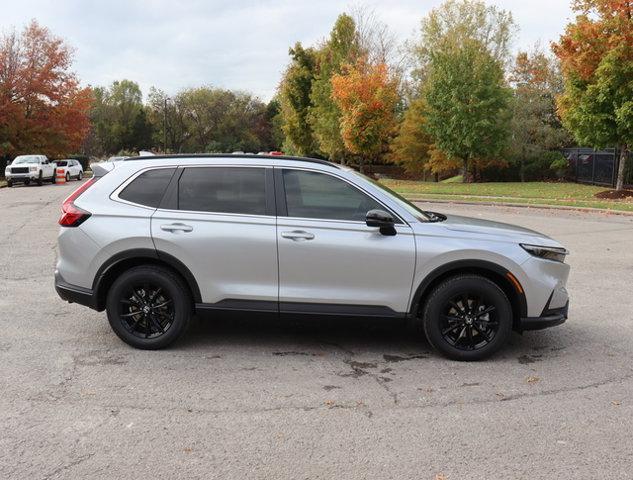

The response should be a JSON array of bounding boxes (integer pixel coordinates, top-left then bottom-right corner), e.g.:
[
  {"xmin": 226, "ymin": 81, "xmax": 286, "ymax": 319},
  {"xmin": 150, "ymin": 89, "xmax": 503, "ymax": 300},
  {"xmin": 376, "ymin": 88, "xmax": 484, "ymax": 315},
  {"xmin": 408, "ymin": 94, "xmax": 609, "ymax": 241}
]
[
  {"xmin": 0, "ymin": 20, "xmax": 91, "ymax": 158},
  {"xmin": 553, "ymin": 0, "xmax": 633, "ymax": 190},
  {"xmin": 331, "ymin": 58, "xmax": 398, "ymax": 171}
]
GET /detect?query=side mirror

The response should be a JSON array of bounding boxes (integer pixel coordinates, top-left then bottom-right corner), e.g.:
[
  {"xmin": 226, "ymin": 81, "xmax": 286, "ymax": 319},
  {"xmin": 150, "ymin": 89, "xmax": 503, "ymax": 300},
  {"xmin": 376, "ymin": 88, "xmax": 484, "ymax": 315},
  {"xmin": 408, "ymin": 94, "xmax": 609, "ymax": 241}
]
[{"xmin": 366, "ymin": 209, "xmax": 396, "ymax": 236}]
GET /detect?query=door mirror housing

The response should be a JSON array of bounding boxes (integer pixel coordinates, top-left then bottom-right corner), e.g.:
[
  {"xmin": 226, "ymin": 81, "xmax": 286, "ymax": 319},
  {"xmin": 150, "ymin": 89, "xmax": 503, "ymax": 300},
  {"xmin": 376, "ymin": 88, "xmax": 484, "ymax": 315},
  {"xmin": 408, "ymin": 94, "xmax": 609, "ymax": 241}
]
[{"xmin": 366, "ymin": 209, "xmax": 396, "ymax": 236}]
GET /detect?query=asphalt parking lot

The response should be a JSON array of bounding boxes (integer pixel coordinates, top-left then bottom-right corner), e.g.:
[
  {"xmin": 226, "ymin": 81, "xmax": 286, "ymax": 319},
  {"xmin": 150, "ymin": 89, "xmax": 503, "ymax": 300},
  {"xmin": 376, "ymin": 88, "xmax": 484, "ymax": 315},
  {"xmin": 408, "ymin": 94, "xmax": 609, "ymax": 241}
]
[{"xmin": 1, "ymin": 181, "xmax": 632, "ymax": 479}]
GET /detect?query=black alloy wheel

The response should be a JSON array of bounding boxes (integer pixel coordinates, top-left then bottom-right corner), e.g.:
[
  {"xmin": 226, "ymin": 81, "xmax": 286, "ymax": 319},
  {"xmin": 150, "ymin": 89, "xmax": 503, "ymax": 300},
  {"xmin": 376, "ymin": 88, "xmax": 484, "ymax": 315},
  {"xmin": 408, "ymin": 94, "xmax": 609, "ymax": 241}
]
[
  {"xmin": 422, "ymin": 274, "xmax": 513, "ymax": 361},
  {"xmin": 440, "ymin": 293, "xmax": 499, "ymax": 350},
  {"xmin": 106, "ymin": 265, "xmax": 191, "ymax": 349},
  {"xmin": 118, "ymin": 283, "xmax": 175, "ymax": 339}
]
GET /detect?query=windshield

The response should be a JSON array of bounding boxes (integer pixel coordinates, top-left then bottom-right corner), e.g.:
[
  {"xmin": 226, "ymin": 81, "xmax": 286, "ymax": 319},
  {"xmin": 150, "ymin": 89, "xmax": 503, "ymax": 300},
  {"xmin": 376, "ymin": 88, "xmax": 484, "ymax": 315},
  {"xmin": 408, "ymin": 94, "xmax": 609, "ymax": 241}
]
[
  {"xmin": 350, "ymin": 171, "xmax": 433, "ymax": 222},
  {"xmin": 13, "ymin": 156, "xmax": 40, "ymax": 164},
  {"xmin": 56, "ymin": 161, "xmax": 68, "ymax": 166}
]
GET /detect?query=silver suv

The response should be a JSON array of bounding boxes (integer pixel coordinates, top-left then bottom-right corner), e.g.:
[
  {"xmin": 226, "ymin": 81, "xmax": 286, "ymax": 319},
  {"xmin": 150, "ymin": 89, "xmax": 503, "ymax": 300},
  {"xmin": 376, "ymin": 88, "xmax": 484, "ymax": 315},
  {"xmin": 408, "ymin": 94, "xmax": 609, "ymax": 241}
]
[{"xmin": 55, "ymin": 155, "xmax": 570, "ymax": 360}]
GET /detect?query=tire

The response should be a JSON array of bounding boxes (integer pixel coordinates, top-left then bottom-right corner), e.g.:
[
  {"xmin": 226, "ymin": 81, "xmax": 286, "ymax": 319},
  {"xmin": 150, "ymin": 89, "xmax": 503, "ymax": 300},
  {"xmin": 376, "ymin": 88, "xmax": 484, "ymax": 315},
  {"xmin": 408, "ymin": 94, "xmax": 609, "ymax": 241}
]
[
  {"xmin": 6, "ymin": 179, "xmax": 12, "ymax": 187},
  {"xmin": 36, "ymin": 172, "xmax": 43, "ymax": 186},
  {"xmin": 78, "ymin": 171, "xmax": 83, "ymax": 180},
  {"xmin": 106, "ymin": 265, "xmax": 192, "ymax": 349},
  {"xmin": 51, "ymin": 172, "xmax": 56, "ymax": 183},
  {"xmin": 422, "ymin": 274, "xmax": 513, "ymax": 361},
  {"xmin": 24, "ymin": 179, "xmax": 30, "ymax": 185},
  {"xmin": 65, "ymin": 172, "xmax": 70, "ymax": 182}
]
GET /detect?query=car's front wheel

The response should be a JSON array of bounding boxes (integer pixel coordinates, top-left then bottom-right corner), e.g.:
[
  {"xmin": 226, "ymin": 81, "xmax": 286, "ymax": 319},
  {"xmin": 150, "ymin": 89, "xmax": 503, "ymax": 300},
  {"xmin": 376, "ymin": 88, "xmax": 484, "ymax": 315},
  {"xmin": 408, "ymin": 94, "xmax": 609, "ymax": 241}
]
[
  {"xmin": 36, "ymin": 171, "xmax": 43, "ymax": 186},
  {"xmin": 6, "ymin": 179, "xmax": 12, "ymax": 187},
  {"xmin": 106, "ymin": 266, "xmax": 192, "ymax": 349},
  {"xmin": 77, "ymin": 171, "xmax": 83, "ymax": 180},
  {"xmin": 422, "ymin": 274, "xmax": 513, "ymax": 361}
]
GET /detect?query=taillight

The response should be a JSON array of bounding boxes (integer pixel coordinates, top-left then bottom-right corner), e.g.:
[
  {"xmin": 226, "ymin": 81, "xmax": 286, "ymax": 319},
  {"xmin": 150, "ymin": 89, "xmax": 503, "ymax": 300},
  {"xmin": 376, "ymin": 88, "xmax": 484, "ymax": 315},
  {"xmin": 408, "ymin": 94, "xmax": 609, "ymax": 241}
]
[{"xmin": 59, "ymin": 178, "xmax": 97, "ymax": 227}]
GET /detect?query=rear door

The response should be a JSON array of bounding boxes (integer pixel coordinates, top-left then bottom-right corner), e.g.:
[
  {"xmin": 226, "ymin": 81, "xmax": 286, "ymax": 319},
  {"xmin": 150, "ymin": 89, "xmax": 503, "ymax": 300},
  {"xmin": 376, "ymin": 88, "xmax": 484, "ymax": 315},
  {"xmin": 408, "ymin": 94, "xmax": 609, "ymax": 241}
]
[
  {"xmin": 275, "ymin": 167, "xmax": 416, "ymax": 315},
  {"xmin": 151, "ymin": 165, "xmax": 278, "ymax": 311}
]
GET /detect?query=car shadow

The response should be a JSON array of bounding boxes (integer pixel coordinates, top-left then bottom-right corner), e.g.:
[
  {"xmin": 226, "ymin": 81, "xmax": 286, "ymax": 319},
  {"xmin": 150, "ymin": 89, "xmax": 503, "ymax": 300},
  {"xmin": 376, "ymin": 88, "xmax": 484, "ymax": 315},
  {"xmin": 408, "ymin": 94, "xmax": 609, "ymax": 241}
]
[{"xmin": 176, "ymin": 313, "xmax": 575, "ymax": 361}]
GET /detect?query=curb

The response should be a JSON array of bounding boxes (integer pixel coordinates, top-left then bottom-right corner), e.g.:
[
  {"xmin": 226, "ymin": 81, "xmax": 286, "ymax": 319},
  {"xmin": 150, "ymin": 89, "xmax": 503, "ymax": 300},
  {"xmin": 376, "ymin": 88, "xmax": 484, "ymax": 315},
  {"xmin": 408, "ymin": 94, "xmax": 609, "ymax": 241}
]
[{"xmin": 408, "ymin": 197, "xmax": 633, "ymax": 217}]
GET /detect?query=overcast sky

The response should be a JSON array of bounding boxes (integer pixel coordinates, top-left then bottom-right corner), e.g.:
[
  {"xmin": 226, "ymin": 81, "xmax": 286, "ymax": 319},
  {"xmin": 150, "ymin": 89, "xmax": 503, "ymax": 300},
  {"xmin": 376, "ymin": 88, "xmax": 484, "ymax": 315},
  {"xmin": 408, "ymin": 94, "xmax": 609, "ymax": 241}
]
[{"xmin": 2, "ymin": 0, "xmax": 573, "ymax": 101}]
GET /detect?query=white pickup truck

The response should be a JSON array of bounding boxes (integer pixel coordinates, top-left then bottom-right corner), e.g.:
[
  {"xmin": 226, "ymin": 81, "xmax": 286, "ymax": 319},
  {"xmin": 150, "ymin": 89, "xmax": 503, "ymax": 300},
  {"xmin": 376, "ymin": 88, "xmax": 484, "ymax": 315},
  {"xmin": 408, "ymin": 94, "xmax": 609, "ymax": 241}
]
[{"xmin": 4, "ymin": 155, "xmax": 57, "ymax": 187}]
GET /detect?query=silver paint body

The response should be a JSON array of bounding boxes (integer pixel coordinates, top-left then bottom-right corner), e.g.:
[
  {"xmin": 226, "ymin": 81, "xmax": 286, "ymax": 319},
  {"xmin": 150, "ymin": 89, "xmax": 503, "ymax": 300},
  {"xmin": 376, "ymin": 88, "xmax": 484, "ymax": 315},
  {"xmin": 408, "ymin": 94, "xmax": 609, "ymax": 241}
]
[{"xmin": 56, "ymin": 157, "xmax": 570, "ymax": 316}]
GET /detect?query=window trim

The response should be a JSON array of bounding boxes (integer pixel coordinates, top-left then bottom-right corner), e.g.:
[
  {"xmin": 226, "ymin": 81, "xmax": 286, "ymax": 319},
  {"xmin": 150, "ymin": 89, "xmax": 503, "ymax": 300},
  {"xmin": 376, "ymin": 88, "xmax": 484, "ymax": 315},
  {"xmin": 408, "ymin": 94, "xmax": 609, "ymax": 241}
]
[
  {"xmin": 276, "ymin": 166, "xmax": 405, "ymax": 225},
  {"xmin": 168, "ymin": 164, "xmax": 275, "ymax": 218}
]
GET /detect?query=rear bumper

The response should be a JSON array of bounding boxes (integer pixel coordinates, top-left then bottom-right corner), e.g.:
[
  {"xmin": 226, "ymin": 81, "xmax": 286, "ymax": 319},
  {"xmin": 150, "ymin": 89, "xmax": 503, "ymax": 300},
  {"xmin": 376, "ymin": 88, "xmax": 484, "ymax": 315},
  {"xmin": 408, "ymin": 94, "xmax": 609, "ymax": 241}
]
[
  {"xmin": 54, "ymin": 270, "xmax": 97, "ymax": 309},
  {"xmin": 520, "ymin": 302, "xmax": 568, "ymax": 331}
]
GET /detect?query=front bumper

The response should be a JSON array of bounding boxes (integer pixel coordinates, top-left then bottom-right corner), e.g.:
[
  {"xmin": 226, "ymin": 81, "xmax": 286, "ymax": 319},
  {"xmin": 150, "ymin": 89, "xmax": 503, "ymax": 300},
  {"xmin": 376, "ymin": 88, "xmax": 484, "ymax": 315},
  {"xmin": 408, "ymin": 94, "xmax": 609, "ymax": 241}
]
[
  {"xmin": 55, "ymin": 270, "xmax": 97, "ymax": 309},
  {"xmin": 6, "ymin": 173, "xmax": 39, "ymax": 182},
  {"xmin": 520, "ymin": 301, "xmax": 568, "ymax": 331}
]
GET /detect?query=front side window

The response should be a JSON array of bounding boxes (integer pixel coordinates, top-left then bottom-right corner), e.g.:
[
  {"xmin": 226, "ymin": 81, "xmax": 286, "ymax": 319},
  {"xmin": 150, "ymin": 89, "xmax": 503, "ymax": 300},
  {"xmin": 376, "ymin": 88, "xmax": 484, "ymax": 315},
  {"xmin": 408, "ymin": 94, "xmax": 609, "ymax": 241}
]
[
  {"xmin": 119, "ymin": 168, "xmax": 175, "ymax": 207},
  {"xmin": 282, "ymin": 169, "xmax": 385, "ymax": 221},
  {"xmin": 178, "ymin": 167, "xmax": 267, "ymax": 215}
]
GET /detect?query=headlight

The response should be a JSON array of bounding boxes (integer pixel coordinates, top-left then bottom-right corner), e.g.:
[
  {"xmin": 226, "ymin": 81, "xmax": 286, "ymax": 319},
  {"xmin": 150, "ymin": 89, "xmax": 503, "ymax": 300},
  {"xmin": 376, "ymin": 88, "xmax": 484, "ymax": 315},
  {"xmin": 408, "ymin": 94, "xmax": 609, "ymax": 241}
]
[
  {"xmin": 521, "ymin": 244, "xmax": 568, "ymax": 263},
  {"xmin": 29, "ymin": 165, "xmax": 37, "ymax": 172}
]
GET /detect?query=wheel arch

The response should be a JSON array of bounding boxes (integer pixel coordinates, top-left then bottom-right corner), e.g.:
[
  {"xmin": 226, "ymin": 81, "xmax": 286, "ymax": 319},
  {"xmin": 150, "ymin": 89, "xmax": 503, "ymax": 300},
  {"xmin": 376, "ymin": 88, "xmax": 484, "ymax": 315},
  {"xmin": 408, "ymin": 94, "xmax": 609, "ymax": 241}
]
[
  {"xmin": 92, "ymin": 248, "xmax": 202, "ymax": 311},
  {"xmin": 410, "ymin": 260, "xmax": 527, "ymax": 329}
]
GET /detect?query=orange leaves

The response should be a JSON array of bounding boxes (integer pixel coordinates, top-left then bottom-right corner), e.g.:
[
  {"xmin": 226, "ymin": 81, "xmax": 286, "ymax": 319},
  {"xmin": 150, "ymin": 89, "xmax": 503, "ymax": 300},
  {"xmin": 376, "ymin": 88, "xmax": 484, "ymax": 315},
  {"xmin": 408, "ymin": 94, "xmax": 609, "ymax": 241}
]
[
  {"xmin": 553, "ymin": 0, "xmax": 633, "ymax": 80},
  {"xmin": 331, "ymin": 58, "xmax": 398, "ymax": 158},
  {"xmin": 0, "ymin": 20, "xmax": 91, "ymax": 157}
]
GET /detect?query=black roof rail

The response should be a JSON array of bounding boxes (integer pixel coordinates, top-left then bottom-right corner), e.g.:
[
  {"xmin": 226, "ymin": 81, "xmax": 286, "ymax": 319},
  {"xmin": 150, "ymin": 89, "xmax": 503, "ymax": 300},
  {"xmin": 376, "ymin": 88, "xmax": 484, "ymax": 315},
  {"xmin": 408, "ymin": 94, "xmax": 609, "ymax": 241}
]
[{"xmin": 123, "ymin": 153, "xmax": 339, "ymax": 168}]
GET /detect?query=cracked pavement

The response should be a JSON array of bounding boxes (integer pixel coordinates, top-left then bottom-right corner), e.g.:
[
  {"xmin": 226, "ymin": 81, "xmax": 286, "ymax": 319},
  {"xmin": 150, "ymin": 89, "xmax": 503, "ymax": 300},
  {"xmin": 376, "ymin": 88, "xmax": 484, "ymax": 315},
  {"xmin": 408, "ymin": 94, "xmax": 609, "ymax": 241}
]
[{"xmin": 1, "ymin": 181, "xmax": 632, "ymax": 479}]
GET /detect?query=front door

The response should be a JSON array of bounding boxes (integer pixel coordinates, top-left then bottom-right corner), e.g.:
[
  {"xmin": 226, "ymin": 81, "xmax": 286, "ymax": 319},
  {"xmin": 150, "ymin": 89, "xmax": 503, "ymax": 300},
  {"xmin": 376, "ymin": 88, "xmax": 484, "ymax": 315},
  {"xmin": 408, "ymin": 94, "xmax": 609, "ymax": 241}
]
[{"xmin": 275, "ymin": 167, "xmax": 416, "ymax": 316}]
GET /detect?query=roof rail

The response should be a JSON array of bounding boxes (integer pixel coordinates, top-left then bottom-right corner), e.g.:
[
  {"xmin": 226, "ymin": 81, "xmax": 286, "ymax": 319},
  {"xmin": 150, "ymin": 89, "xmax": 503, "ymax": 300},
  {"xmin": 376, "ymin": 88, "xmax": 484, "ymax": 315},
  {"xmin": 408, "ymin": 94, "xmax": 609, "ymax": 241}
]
[{"xmin": 123, "ymin": 153, "xmax": 339, "ymax": 168}]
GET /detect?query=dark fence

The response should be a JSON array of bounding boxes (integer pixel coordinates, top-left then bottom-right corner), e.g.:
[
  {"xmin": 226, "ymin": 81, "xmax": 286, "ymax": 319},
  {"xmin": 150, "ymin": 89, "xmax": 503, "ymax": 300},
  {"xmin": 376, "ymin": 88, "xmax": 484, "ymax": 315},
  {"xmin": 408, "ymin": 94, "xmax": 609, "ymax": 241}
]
[{"xmin": 563, "ymin": 147, "xmax": 633, "ymax": 189}]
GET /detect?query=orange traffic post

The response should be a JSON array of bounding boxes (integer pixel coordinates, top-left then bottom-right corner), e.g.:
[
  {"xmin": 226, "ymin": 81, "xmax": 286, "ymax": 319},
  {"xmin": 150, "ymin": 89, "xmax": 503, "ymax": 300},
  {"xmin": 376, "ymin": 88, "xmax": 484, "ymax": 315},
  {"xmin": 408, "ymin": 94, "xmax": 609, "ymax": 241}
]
[{"xmin": 56, "ymin": 168, "xmax": 66, "ymax": 184}]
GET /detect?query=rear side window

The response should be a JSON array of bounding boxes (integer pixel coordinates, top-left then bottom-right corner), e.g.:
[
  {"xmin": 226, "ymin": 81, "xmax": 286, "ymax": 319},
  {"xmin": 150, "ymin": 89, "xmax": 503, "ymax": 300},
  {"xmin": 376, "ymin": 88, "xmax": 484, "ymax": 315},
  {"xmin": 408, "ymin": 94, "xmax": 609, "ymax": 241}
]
[
  {"xmin": 119, "ymin": 168, "xmax": 175, "ymax": 207},
  {"xmin": 178, "ymin": 167, "xmax": 267, "ymax": 215}
]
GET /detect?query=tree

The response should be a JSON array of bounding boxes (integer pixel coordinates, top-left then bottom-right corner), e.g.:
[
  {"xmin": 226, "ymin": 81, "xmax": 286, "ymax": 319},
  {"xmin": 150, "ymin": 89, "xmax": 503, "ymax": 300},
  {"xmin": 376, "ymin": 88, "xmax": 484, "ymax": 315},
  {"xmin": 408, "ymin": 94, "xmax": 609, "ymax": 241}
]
[
  {"xmin": 278, "ymin": 43, "xmax": 318, "ymax": 156},
  {"xmin": 89, "ymin": 80, "xmax": 152, "ymax": 155},
  {"xmin": 331, "ymin": 58, "xmax": 399, "ymax": 171},
  {"xmin": 413, "ymin": 0, "xmax": 514, "ymax": 182},
  {"xmin": 413, "ymin": 0, "xmax": 515, "ymax": 83},
  {"xmin": 308, "ymin": 14, "xmax": 361, "ymax": 162},
  {"xmin": 0, "ymin": 20, "xmax": 91, "ymax": 158},
  {"xmin": 390, "ymin": 98, "xmax": 459, "ymax": 177},
  {"xmin": 553, "ymin": 0, "xmax": 633, "ymax": 190},
  {"xmin": 509, "ymin": 48, "xmax": 571, "ymax": 181},
  {"xmin": 423, "ymin": 38, "xmax": 511, "ymax": 181}
]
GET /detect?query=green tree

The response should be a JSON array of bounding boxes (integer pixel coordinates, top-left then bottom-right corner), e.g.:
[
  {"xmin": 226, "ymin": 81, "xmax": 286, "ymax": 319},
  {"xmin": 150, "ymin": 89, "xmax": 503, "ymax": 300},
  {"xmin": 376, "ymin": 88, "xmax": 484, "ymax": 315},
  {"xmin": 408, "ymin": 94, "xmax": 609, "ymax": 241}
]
[
  {"xmin": 278, "ymin": 43, "xmax": 318, "ymax": 156},
  {"xmin": 423, "ymin": 39, "xmax": 511, "ymax": 181},
  {"xmin": 553, "ymin": 0, "xmax": 633, "ymax": 190},
  {"xmin": 308, "ymin": 14, "xmax": 361, "ymax": 162},
  {"xmin": 90, "ymin": 80, "xmax": 153, "ymax": 154},
  {"xmin": 413, "ymin": 0, "xmax": 515, "ymax": 82},
  {"xmin": 509, "ymin": 49, "xmax": 572, "ymax": 181},
  {"xmin": 414, "ymin": 0, "xmax": 515, "ymax": 182}
]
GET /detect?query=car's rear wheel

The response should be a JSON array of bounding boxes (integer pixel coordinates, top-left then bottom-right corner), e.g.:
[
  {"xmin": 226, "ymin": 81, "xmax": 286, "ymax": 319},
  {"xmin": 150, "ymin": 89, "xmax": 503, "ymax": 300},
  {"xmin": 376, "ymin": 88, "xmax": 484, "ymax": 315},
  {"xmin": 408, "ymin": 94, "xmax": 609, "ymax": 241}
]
[
  {"xmin": 65, "ymin": 172, "xmax": 70, "ymax": 182},
  {"xmin": 106, "ymin": 266, "xmax": 192, "ymax": 349},
  {"xmin": 422, "ymin": 274, "xmax": 513, "ymax": 361}
]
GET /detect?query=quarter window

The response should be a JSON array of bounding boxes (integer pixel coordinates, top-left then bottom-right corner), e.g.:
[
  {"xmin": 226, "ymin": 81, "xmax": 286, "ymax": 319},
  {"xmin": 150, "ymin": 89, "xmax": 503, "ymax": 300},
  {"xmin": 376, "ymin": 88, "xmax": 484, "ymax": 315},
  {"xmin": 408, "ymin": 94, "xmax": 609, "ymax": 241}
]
[
  {"xmin": 282, "ymin": 169, "xmax": 385, "ymax": 221},
  {"xmin": 119, "ymin": 168, "xmax": 175, "ymax": 208},
  {"xmin": 178, "ymin": 167, "xmax": 267, "ymax": 215}
]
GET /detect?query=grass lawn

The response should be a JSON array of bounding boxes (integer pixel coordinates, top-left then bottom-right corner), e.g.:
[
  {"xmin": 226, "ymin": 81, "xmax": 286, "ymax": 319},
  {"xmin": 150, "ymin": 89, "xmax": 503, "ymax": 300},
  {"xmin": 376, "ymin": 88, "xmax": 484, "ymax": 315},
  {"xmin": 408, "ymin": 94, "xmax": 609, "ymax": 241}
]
[{"xmin": 381, "ymin": 179, "xmax": 633, "ymax": 213}]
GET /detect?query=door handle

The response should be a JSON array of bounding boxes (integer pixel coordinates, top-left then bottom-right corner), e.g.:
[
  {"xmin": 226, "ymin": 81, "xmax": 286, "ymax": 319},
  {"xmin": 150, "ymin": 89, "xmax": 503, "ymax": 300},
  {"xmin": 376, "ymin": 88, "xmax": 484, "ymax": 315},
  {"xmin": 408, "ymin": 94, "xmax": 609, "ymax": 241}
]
[
  {"xmin": 160, "ymin": 223, "xmax": 193, "ymax": 233},
  {"xmin": 281, "ymin": 230, "xmax": 315, "ymax": 241}
]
